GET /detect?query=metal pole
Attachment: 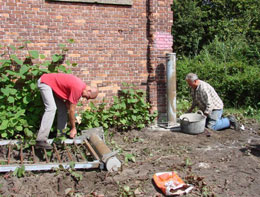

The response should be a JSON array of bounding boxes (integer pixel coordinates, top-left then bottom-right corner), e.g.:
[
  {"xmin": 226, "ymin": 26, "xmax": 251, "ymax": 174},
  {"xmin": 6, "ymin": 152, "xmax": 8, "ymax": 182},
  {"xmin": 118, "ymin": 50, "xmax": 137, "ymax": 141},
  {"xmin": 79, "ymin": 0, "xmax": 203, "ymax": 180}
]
[{"xmin": 166, "ymin": 53, "xmax": 177, "ymax": 126}]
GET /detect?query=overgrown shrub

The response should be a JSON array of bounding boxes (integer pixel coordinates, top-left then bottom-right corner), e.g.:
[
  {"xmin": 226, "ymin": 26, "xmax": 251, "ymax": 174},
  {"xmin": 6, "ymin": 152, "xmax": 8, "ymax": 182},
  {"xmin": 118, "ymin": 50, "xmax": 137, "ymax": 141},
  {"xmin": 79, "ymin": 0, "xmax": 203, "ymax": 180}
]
[
  {"xmin": 176, "ymin": 36, "xmax": 260, "ymax": 108},
  {"xmin": 0, "ymin": 41, "xmax": 157, "ymax": 141},
  {"xmin": 78, "ymin": 101, "xmax": 112, "ymax": 131},
  {"xmin": 172, "ymin": 0, "xmax": 260, "ymax": 63},
  {"xmin": 79, "ymin": 85, "xmax": 158, "ymax": 132},
  {"xmin": 109, "ymin": 87, "xmax": 157, "ymax": 131},
  {"xmin": 0, "ymin": 40, "xmax": 75, "ymax": 140}
]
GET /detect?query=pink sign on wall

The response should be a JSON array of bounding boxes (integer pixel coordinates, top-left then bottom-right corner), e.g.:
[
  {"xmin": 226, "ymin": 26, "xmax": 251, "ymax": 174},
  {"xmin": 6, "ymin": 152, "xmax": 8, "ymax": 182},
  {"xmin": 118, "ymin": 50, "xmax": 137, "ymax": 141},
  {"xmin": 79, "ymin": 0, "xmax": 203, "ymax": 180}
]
[{"xmin": 154, "ymin": 32, "xmax": 173, "ymax": 50}]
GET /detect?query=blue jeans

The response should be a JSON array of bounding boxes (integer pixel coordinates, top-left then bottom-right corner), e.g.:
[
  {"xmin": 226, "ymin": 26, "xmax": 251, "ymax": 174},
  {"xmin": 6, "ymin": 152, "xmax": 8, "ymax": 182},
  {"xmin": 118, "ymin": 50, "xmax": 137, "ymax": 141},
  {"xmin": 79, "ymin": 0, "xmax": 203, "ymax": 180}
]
[{"xmin": 206, "ymin": 109, "xmax": 230, "ymax": 131}]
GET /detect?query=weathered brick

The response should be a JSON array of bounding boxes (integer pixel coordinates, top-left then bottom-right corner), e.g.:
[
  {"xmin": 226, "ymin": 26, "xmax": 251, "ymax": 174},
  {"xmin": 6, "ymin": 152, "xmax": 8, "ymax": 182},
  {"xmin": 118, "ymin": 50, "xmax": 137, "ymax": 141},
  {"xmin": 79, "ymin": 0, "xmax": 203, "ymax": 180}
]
[{"xmin": 0, "ymin": 0, "xmax": 173, "ymax": 113}]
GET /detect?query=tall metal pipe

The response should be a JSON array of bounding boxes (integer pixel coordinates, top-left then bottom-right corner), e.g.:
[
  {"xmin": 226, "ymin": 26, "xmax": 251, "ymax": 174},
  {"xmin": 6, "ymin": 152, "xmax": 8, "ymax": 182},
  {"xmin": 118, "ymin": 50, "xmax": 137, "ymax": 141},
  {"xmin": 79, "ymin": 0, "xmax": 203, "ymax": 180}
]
[{"xmin": 166, "ymin": 53, "xmax": 177, "ymax": 125}]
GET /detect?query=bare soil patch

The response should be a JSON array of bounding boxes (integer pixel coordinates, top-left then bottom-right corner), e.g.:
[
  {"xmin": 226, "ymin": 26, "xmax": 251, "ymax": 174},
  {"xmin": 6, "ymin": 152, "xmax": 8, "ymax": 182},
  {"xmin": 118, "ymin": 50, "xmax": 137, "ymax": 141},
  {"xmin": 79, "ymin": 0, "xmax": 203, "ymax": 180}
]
[{"xmin": 0, "ymin": 120, "xmax": 260, "ymax": 197}]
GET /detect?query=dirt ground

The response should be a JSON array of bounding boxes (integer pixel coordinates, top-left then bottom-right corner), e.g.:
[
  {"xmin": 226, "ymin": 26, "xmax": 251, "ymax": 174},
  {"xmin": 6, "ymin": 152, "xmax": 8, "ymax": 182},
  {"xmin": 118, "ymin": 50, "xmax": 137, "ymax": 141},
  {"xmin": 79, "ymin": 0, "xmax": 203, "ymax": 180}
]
[{"xmin": 0, "ymin": 120, "xmax": 260, "ymax": 197}]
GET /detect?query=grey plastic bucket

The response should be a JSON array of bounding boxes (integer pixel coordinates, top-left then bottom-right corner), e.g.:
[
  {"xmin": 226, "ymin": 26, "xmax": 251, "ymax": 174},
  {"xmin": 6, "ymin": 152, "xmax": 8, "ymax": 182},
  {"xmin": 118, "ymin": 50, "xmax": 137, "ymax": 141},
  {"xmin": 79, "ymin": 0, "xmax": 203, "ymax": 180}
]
[{"xmin": 179, "ymin": 111, "xmax": 206, "ymax": 134}]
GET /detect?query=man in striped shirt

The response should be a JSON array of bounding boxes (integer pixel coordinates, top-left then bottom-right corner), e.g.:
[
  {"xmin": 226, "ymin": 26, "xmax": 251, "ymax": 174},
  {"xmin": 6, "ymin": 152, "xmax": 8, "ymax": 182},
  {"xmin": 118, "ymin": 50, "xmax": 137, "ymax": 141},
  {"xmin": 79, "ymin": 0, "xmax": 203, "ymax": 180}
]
[{"xmin": 185, "ymin": 73, "xmax": 239, "ymax": 131}]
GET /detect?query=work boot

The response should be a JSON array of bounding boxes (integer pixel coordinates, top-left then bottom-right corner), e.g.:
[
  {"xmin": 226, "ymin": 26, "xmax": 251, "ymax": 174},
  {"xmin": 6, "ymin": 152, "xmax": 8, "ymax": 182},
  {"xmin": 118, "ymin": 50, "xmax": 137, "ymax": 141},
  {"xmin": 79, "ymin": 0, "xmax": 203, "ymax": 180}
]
[
  {"xmin": 228, "ymin": 115, "xmax": 240, "ymax": 131},
  {"xmin": 204, "ymin": 128, "xmax": 211, "ymax": 137},
  {"xmin": 35, "ymin": 141, "xmax": 53, "ymax": 150}
]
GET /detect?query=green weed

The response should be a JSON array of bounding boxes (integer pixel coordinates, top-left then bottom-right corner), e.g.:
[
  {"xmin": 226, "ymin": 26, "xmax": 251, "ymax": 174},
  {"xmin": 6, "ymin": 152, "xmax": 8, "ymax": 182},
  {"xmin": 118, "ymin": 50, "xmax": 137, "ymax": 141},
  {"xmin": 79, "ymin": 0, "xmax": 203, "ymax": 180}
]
[
  {"xmin": 124, "ymin": 153, "xmax": 136, "ymax": 163},
  {"xmin": 79, "ymin": 83, "xmax": 158, "ymax": 132},
  {"xmin": 0, "ymin": 40, "xmax": 76, "ymax": 144},
  {"xmin": 13, "ymin": 165, "xmax": 26, "ymax": 178},
  {"xmin": 117, "ymin": 182, "xmax": 134, "ymax": 197}
]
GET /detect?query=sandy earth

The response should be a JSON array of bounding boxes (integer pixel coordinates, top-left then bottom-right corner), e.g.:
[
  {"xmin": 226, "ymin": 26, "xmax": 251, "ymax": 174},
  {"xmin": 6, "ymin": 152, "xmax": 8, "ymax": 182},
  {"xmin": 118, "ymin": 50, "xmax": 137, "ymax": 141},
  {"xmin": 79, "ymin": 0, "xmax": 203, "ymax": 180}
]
[{"xmin": 0, "ymin": 120, "xmax": 260, "ymax": 197}]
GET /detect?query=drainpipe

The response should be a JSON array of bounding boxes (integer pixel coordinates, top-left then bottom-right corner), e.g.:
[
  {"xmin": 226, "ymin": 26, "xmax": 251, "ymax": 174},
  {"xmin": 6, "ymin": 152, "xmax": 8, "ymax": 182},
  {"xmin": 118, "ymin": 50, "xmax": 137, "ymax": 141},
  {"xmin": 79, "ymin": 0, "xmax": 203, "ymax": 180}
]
[{"xmin": 166, "ymin": 53, "xmax": 177, "ymax": 126}]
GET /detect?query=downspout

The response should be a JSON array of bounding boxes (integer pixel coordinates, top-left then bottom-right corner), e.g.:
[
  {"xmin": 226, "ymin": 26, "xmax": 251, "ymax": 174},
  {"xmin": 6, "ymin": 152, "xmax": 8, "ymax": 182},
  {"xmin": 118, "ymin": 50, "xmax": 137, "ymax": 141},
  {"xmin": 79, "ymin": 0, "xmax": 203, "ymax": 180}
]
[{"xmin": 166, "ymin": 53, "xmax": 177, "ymax": 126}]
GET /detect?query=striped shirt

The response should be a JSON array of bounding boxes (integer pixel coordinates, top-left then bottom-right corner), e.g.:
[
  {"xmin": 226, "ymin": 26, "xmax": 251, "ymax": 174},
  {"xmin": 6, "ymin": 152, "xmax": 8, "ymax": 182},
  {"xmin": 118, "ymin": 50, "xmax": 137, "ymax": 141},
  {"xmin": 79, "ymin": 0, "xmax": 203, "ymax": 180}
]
[{"xmin": 190, "ymin": 80, "xmax": 223, "ymax": 114}]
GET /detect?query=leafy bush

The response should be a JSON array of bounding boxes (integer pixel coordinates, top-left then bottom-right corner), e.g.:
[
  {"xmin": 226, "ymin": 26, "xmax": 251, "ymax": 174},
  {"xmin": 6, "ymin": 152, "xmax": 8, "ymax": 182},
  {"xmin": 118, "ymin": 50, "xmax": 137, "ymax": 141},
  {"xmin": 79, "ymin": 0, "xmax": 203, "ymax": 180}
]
[
  {"xmin": 78, "ymin": 101, "xmax": 112, "ymax": 131},
  {"xmin": 172, "ymin": 0, "xmax": 260, "ymax": 63},
  {"xmin": 110, "ymin": 87, "xmax": 157, "ymax": 131},
  {"xmin": 172, "ymin": 0, "xmax": 208, "ymax": 56},
  {"xmin": 0, "ymin": 41, "xmax": 156, "ymax": 141},
  {"xmin": 0, "ymin": 40, "xmax": 75, "ymax": 140},
  {"xmin": 79, "ymin": 85, "xmax": 158, "ymax": 132},
  {"xmin": 176, "ymin": 36, "xmax": 260, "ymax": 108}
]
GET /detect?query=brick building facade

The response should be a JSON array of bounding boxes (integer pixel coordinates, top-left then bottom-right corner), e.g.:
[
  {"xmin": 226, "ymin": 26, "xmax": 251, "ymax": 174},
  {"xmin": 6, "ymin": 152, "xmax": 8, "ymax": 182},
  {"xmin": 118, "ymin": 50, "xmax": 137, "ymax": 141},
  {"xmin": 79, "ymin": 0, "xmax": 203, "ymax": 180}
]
[{"xmin": 0, "ymin": 0, "xmax": 173, "ymax": 117}]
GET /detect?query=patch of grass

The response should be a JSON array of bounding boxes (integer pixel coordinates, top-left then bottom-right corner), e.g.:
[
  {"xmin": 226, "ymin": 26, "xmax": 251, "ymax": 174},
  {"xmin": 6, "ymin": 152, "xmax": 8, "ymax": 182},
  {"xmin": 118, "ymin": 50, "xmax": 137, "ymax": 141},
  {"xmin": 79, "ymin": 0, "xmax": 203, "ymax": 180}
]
[
  {"xmin": 117, "ymin": 182, "xmax": 134, "ymax": 197},
  {"xmin": 224, "ymin": 107, "xmax": 260, "ymax": 124}
]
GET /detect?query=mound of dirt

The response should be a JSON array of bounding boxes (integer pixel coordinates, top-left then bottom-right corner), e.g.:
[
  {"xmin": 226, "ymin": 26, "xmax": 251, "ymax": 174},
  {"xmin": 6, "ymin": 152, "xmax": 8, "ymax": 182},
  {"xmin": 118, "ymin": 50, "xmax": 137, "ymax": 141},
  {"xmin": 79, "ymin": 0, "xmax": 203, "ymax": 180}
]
[{"xmin": 0, "ymin": 121, "xmax": 260, "ymax": 197}]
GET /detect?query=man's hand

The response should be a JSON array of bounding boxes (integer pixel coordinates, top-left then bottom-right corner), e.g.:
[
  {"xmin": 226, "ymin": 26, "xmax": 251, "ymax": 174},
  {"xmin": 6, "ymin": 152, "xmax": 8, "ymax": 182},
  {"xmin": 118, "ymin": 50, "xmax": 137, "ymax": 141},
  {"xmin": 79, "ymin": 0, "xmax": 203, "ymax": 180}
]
[
  {"xmin": 187, "ymin": 107, "xmax": 193, "ymax": 113},
  {"xmin": 65, "ymin": 101, "xmax": 70, "ymax": 109},
  {"xmin": 204, "ymin": 112, "xmax": 209, "ymax": 117},
  {"xmin": 69, "ymin": 127, "xmax": 77, "ymax": 138},
  {"xmin": 67, "ymin": 102, "xmax": 77, "ymax": 138}
]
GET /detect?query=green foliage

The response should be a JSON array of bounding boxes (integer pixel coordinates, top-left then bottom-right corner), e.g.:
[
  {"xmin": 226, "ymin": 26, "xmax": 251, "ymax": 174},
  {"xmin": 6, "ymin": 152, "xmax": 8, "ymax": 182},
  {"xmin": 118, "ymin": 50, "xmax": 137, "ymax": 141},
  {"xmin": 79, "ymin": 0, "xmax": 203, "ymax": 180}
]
[
  {"xmin": 172, "ymin": 0, "xmax": 207, "ymax": 56},
  {"xmin": 124, "ymin": 153, "xmax": 136, "ymax": 163},
  {"xmin": 13, "ymin": 165, "xmax": 26, "ymax": 178},
  {"xmin": 176, "ymin": 36, "xmax": 260, "ymax": 108},
  {"xmin": 67, "ymin": 162, "xmax": 83, "ymax": 182},
  {"xmin": 243, "ymin": 105, "xmax": 260, "ymax": 119},
  {"xmin": 56, "ymin": 163, "xmax": 83, "ymax": 182},
  {"xmin": 109, "ymin": 85, "xmax": 157, "ymax": 131},
  {"xmin": 117, "ymin": 183, "xmax": 134, "ymax": 197},
  {"xmin": 185, "ymin": 157, "xmax": 192, "ymax": 167},
  {"xmin": 176, "ymin": 99, "xmax": 190, "ymax": 117},
  {"xmin": 69, "ymin": 170, "xmax": 83, "ymax": 182},
  {"xmin": 79, "ymin": 101, "xmax": 111, "ymax": 130},
  {"xmin": 172, "ymin": 0, "xmax": 260, "ymax": 63},
  {"xmin": 0, "ymin": 40, "xmax": 156, "ymax": 141},
  {"xmin": 0, "ymin": 40, "xmax": 76, "ymax": 140},
  {"xmin": 79, "ymin": 84, "xmax": 157, "ymax": 132}
]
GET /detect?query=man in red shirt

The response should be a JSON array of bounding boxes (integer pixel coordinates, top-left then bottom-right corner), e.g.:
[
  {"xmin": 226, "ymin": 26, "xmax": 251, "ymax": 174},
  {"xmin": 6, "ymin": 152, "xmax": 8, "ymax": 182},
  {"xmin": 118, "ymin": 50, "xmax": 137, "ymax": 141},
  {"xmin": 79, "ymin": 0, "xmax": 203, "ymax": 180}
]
[{"xmin": 36, "ymin": 73, "xmax": 98, "ymax": 149}]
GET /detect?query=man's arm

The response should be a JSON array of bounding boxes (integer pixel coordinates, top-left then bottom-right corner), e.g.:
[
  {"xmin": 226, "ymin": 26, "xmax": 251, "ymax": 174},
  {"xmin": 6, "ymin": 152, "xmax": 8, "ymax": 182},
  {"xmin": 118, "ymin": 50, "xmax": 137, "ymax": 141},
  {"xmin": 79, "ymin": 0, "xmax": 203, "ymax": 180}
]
[
  {"xmin": 201, "ymin": 89, "xmax": 212, "ymax": 116},
  {"xmin": 187, "ymin": 105, "xmax": 195, "ymax": 113},
  {"xmin": 67, "ymin": 102, "xmax": 77, "ymax": 138}
]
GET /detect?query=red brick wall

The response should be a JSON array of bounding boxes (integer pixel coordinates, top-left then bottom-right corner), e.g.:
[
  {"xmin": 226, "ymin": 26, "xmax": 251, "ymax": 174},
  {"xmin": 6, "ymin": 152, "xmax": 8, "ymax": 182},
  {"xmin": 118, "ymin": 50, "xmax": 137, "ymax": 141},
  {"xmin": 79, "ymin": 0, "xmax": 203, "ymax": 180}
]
[{"xmin": 0, "ymin": 0, "xmax": 173, "ymax": 115}]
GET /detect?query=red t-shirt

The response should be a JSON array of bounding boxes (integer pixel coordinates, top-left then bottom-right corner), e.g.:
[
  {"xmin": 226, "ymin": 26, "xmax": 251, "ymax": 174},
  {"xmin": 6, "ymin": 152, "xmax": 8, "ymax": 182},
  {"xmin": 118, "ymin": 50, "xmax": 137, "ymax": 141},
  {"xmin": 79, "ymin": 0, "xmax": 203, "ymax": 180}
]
[{"xmin": 41, "ymin": 73, "xmax": 86, "ymax": 104}]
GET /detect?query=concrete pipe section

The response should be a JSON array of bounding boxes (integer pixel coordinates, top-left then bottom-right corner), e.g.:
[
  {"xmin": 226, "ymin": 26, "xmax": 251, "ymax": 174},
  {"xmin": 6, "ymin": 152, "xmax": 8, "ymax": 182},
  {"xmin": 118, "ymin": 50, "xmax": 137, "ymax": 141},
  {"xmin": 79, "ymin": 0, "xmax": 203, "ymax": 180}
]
[{"xmin": 89, "ymin": 133, "xmax": 121, "ymax": 172}]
